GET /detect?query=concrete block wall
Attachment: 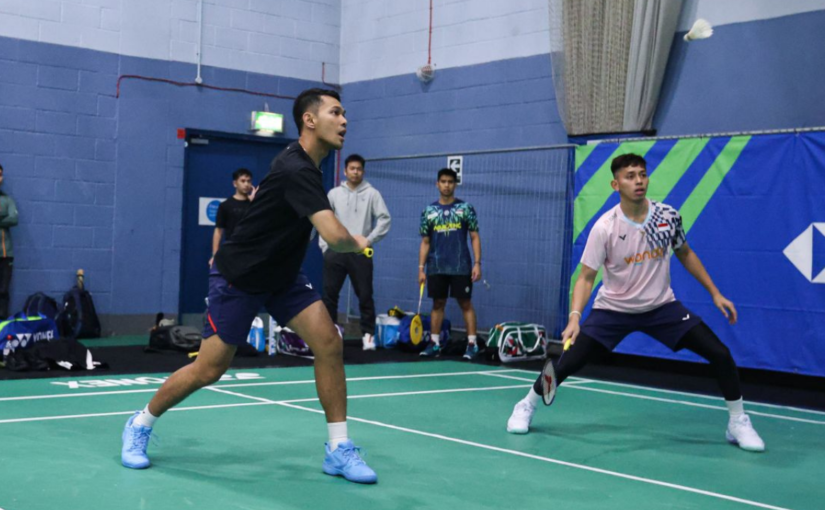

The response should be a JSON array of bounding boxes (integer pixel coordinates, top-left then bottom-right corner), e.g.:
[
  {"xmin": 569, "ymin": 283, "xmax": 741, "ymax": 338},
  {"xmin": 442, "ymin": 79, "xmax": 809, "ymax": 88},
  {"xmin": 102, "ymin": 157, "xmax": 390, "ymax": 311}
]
[
  {"xmin": 0, "ymin": 33, "xmax": 324, "ymax": 331},
  {"xmin": 0, "ymin": 0, "xmax": 341, "ymax": 83},
  {"xmin": 656, "ymin": 8, "xmax": 825, "ymax": 135},
  {"xmin": 341, "ymin": 0, "xmax": 553, "ymax": 84},
  {"xmin": 0, "ymin": 36, "xmax": 120, "ymax": 314}
]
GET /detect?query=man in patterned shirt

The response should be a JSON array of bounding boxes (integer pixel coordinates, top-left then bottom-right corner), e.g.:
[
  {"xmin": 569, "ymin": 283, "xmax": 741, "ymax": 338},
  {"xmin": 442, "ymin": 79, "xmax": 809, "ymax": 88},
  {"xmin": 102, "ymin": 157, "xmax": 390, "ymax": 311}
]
[
  {"xmin": 418, "ymin": 168, "xmax": 482, "ymax": 360},
  {"xmin": 506, "ymin": 154, "xmax": 765, "ymax": 452}
]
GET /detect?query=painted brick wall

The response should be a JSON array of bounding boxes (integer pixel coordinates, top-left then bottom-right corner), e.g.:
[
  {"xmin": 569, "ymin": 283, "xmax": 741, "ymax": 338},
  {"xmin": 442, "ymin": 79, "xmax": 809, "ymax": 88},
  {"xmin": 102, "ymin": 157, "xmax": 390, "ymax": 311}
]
[
  {"xmin": 0, "ymin": 0, "xmax": 341, "ymax": 83},
  {"xmin": 0, "ymin": 36, "xmax": 120, "ymax": 314},
  {"xmin": 656, "ymin": 9, "xmax": 825, "ymax": 135},
  {"xmin": 341, "ymin": 0, "xmax": 552, "ymax": 84},
  {"xmin": 341, "ymin": 54, "xmax": 567, "ymax": 159},
  {"xmin": 0, "ymin": 35, "xmax": 322, "ymax": 323}
]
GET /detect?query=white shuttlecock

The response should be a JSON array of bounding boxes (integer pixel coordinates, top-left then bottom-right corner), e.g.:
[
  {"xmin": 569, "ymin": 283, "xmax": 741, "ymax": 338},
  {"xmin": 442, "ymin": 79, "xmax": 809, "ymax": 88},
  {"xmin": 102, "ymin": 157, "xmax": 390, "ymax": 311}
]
[{"xmin": 684, "ymin": 18, "xmax": 713, "ymax": 41}]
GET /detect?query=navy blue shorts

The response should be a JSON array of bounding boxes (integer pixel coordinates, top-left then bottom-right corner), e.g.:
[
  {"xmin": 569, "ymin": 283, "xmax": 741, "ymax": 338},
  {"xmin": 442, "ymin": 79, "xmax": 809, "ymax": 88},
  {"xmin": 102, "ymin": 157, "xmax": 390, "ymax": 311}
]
[
  {"xmin": 203, "ymin": 266, "xmax": 321, "ymax": 346},
  {"xmin": 580, "ymin": 301, "xmax": 703, "ymax": 351}
]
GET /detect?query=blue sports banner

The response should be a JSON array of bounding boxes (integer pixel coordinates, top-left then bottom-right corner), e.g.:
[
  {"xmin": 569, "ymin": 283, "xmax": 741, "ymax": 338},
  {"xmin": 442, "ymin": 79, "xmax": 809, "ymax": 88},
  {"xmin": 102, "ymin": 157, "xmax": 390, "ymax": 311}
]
[{"xmin": 573, "ymin": 132, "xmax": 825, "ymax": 377}]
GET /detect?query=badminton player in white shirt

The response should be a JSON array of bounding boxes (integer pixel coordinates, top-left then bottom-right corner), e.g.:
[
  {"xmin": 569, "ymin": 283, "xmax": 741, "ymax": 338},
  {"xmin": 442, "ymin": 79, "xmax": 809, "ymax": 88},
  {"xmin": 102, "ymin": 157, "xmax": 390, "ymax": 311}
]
[{"xmin": 506, "ymin": 153, "xmax": 765, "ymax": 452}]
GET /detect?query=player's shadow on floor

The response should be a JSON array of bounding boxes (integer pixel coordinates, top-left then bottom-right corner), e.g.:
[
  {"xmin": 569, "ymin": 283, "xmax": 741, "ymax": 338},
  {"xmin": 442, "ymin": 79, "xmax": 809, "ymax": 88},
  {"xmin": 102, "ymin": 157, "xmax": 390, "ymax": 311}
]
[{"xmin": 529, "ymin": 422, "xmax": 722, "ymax": 454}]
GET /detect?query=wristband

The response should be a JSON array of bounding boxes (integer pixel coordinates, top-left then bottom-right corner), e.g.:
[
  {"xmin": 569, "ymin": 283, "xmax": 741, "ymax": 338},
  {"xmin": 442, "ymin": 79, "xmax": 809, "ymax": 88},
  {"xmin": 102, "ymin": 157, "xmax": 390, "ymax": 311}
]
[{"xmin": 569, "ymin": 310, "xmax": 582, "ymax": 318}]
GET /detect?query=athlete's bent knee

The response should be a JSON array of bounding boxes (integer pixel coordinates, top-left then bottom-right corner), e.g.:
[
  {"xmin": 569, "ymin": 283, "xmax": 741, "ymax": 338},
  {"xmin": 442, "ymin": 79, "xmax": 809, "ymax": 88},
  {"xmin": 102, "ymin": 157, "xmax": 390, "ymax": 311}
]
[{"xmin": 311, "ymin": 330, "xmax": 344, "ymax": 359}]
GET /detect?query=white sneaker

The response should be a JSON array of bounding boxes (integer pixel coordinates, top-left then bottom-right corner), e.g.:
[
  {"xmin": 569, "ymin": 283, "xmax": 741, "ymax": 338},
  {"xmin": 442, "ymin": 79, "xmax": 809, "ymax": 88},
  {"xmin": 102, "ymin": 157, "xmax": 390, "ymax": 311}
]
[
  {"xmin": 362, "ymin": 333, "xmax": 376, "ymax": 351},
  {"xmin": 726, "ymin": 414, "xmax": 765, "ymax": 452},
  {"xmin": 506, "ymin": 400, "xmax": 536, "ymax": 434}
]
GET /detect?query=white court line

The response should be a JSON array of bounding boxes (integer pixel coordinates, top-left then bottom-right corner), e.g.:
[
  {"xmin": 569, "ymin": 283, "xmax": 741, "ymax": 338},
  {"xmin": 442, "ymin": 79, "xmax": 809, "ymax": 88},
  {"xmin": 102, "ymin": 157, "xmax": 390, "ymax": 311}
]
[
  {"xmin": 480, "ymin": 372, "xmax": 594, "ymax": 385},
  {"xmin": 510, "ymin": 369, "xmax": 825, "ymax": 417},
  {"xmin": 0, "ymin": 369, "xmax": 520, "ymax": 403},
  {"xmin": 208, "ymin": 387, "xmax": 793, "ymax": 510},
  {"xmin": 0, "ymin": 384, "xmax": 529, "ymax": 425},
  {"xmin": 483, "ymin": 372, "xmax": 825, "ymax": 425}
]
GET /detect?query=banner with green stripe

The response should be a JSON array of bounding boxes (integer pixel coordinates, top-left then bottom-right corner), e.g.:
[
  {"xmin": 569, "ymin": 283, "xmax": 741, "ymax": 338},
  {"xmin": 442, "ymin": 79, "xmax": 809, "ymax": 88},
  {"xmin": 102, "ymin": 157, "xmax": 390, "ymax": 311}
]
[{"xmin": 566, "ymin": 132, "xmax": 825, "ymax": 378}]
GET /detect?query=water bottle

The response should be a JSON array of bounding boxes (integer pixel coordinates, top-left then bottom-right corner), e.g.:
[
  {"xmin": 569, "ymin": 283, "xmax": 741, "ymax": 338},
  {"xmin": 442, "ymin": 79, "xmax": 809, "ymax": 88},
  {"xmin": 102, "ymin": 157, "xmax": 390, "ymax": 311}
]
[{"xmin": 247, "ymin": 317, "xmax": 265, "ymax": 352}]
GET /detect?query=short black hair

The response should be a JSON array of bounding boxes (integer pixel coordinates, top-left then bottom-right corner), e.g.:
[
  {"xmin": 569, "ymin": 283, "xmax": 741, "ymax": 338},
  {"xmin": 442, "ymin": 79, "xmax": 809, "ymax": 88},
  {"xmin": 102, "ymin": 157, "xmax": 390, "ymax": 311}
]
[
  {"xmin": 292, "ymin": 88, "xmax": 342, "ymax": 134},
  {"xmin": 232, "ymin": 168, "xmax": 252, "ymax": 181},
  {"xmin": 0, "ymin": 163, "xmax": 4, "ymax": 172},
  {"xmin": 345, "ymin": 154, "xmax": 365, "ymax": 169},
  {"xmin": 611, "ymin": 154, "xmax": 647, "ymax": 175},
  {"xmin": 437, "ymin": 168, "xmax": 457, "ymax": 182}
]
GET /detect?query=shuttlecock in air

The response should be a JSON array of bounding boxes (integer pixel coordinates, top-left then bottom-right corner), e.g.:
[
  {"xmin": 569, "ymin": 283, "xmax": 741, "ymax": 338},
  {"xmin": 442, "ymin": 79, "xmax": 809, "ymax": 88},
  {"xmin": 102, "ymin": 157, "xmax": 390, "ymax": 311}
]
[{"xmin": 684, "ymin": 19, "xmax": 713, "ymax": 41}]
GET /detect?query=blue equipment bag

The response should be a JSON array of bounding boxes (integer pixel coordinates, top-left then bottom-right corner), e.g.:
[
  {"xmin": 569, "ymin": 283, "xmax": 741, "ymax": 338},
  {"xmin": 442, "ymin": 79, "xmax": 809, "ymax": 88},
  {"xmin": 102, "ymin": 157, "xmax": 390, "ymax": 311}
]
[
  {"xmin": 0, "ymin": 313, "xmax": 60, "ymax": 360},
  {"xmin": 23, "ymin": 292, "xmax": 60, "ymax": 320}
]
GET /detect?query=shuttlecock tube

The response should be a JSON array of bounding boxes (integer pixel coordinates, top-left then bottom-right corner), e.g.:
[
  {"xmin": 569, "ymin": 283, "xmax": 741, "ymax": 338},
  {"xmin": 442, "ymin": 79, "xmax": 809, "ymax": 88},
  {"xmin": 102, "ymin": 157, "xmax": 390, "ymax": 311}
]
[{"xmin": 684, "ymin": 18, "xmax": 713, "ymax": 41}]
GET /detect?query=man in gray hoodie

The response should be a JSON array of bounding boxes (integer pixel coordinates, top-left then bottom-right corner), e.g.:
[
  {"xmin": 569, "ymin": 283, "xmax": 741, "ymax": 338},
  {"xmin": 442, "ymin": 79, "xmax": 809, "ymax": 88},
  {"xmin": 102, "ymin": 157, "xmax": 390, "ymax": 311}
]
[{"xmin": 320, "ymin": 154, "xmax": 391, "ymax": 350}]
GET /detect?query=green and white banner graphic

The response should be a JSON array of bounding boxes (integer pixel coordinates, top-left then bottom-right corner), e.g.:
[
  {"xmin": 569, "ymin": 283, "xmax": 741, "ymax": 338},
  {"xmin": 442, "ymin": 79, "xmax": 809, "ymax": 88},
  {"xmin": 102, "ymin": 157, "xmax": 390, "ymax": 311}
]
[{"xmin": 572, "ymin": 132, "xmax": 825, "ymax": 377}]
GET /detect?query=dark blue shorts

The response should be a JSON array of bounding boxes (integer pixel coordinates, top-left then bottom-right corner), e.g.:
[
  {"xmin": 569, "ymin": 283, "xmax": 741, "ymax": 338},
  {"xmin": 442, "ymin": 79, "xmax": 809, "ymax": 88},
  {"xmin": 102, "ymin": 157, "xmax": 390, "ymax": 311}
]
[
  {"xmin": 203, "ymin": 266, "xmax": 321, "ymax": 346},
  {"xmin": 580, "ymin": 301, "xmax": 703, "ymax": 351}
]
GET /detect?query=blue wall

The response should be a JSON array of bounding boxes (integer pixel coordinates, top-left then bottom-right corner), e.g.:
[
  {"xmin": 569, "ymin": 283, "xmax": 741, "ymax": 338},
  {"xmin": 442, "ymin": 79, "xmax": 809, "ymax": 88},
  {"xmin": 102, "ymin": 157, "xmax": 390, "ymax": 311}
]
[
  {"xmin": 342, "ymin": 54, "xmax": 567, "ymax": 159},
  {"xmin": 0, "ymin": 35, "xmax": 323, "ymax": 320},
  {"xmin": 656, "ymin": 10, "xmax": 825, "ymax": 135}
]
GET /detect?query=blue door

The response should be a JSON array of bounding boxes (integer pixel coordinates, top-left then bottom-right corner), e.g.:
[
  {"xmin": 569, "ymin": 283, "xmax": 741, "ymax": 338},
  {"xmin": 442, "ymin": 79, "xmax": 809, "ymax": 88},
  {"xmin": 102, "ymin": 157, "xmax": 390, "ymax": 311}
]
[{"xmin": 180, "ymin": 131, "xmax": 335, "ymax": 323}]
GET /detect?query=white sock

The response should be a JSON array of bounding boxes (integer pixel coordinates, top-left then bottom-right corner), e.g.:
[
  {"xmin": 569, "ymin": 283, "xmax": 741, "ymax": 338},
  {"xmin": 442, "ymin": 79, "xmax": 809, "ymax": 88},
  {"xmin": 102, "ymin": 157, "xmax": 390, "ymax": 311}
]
[
  {"xmin": 134, "ymin": 405, "xmax": 158, "ymax": 428},
  {"xmin": 467, "ymin": 335, "xmax": 477, "ymax": 345},
  {"xmin": 524, "ymin": 388, "xmax": 542, "ymax": 408},
  {"xmin": 328, "ymin": 421, "xmax": 349, "ymax": 451},
  {"xmin": 726, "ymin": 398, "xmax": 745, "ymax": 419},
  {"xmin": 431, "ymin": 334, "xmax": 440, "ymax": 346}
]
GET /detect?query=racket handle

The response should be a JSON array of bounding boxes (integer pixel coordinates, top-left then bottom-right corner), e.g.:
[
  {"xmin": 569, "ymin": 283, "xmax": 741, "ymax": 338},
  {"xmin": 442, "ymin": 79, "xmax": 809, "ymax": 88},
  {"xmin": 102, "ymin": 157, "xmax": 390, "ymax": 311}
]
[{"xmin": 361, "ymin": 247, "xmax": 374, "ymax": 258}]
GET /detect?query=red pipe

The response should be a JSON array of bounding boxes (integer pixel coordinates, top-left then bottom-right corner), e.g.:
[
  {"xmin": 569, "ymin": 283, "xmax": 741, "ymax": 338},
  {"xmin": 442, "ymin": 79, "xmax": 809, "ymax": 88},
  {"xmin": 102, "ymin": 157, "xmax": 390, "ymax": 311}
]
[{"xmin": 428, "ymin": 0, "xmax": 433, "ymax": 65}]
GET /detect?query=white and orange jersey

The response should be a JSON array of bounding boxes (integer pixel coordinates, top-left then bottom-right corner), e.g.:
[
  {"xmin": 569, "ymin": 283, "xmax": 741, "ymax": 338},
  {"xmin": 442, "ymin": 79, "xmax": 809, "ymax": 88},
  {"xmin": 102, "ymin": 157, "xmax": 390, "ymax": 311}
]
[{"xmin": 581, "ymin": 200, "xmax": 687, "ymax": 313}]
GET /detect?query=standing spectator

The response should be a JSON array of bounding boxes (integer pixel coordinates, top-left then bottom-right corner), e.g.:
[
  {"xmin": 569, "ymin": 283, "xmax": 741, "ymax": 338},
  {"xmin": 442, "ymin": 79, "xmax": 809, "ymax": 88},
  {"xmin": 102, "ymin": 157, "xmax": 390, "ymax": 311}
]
[
  {"xmin": 321, "ymin": 154, "xmax": 391, "ymax": 350},
  {"xmin": 0, "ymin": 163, "xmax": 19, "ymax": 319},
  {"xmin": 418, "ymin": 168, "xmax": 482, "ymax": 360},
  {"xmin": 210, "ymin": 168, "xmax": 253, "ymax": 267}
]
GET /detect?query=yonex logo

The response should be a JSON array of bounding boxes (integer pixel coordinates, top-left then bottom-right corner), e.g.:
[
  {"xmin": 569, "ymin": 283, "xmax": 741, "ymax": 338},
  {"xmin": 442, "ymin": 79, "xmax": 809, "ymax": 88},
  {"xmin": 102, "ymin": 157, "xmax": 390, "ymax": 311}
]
[
  {"xmin": 783, "ymin": 223, "xmax": 825, "ymax": 283},
  {"xmin": 10, "ymin": 333, "xmax": 32, "ymax": 350}
]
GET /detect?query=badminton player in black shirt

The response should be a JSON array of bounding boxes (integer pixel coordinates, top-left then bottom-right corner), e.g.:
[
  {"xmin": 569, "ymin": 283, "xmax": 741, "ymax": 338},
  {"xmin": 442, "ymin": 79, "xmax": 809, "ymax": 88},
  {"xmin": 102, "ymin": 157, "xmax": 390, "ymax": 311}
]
[{"xmin": 121, "ymin": 89, "xmax": 377, "ymax": 484}]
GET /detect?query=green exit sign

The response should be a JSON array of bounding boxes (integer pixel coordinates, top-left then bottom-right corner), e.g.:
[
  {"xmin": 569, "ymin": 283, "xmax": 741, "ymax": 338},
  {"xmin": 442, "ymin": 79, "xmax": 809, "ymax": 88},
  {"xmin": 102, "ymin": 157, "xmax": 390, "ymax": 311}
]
[{"xmin": 251, "ymin": 111, "xmax": 284, "ymax": 134}]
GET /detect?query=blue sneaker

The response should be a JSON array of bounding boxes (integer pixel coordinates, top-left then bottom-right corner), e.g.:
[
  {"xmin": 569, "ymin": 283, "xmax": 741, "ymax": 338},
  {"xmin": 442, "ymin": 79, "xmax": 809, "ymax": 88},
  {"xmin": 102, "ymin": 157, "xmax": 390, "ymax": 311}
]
[
  {"xmin": 323, "ymin": 440, "xmax": 377, "ymax": 484},
  {"xmin": 419, "ymin": 341, "xmax": 441, "ymax": 357},
  {"xmin": 121, "ymin": 412, "xmax": 152, "ymax": 469},
  {"xmin": 462, "ymin": 342, "xmax": 478, "ymax": 360}
]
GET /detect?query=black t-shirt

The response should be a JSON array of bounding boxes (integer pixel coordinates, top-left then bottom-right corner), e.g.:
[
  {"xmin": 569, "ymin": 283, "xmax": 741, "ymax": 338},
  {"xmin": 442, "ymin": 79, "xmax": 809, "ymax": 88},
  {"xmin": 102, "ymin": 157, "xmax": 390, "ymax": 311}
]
[
  {"xmin": 215, "ymin": 196, "xmax": 251, "ymax": 241},
  {"xmin": 214, "ymin": 143, "xmax": 331, "ymax": 294}
]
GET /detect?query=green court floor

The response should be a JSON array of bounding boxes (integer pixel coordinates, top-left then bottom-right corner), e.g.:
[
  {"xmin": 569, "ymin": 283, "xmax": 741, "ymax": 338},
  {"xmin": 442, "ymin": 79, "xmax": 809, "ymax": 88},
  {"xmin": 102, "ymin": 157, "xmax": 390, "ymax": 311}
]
[{"xmin": 0, "ymin": 361, "xmax": 822, "ymax": 510}]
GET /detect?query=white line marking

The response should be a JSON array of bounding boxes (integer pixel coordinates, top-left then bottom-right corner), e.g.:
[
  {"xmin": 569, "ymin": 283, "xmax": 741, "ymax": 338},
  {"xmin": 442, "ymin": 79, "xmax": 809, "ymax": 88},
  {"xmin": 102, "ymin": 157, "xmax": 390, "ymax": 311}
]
[
  {"xmin": 210, "ymin": 387, "xmax": 794, "ymax": 510},
  {"xmin": 0, "ymin": 369, "xmax": 519, "ymax": 402},
  {"xmin": 0, "ymin": 402, "xmax": 270, "ymax": 424},
  {"xmin": 0, "ymin": 385, "xmax": 529, "ymax": 424},
  {"xmin": 510, "ymin": 369, "xmax": 825, "ymax": 417},
  {"xmin": 480, "ymin": 372, "xmax": 593, "ymax": 386}
]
